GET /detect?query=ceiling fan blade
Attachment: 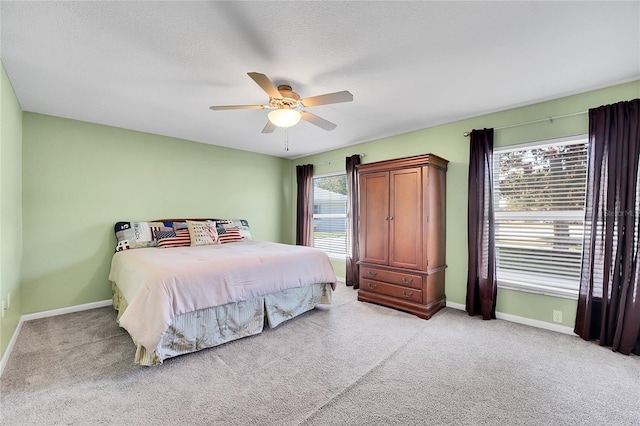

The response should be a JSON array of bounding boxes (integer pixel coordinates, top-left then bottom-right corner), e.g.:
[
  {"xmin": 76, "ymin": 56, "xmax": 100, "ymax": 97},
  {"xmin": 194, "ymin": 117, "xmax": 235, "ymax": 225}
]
[
  {"xmin": 247, "ymin": 72, "xmax": 282, "ymax": 99},
  {"xmin": 262, "ymin": 120, "xmax": 277, "ymax": 133},
  {"xmin": 300, "ymin": 90, "xmax": 353, "ymax": 107},
  {"xmin": 300, "ymin": 111, "xmax": 337, "ymax": 131},
  {"xmin": 209, "ymin": 104, "xmax": 267, "ymax": 110}
]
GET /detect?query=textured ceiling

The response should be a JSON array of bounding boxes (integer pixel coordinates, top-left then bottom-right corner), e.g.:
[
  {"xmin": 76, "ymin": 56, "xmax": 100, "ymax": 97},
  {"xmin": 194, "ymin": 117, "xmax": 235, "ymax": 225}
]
[{"xmin": 1, "ymin": 1, "xmax": 638, "ymax": 159}]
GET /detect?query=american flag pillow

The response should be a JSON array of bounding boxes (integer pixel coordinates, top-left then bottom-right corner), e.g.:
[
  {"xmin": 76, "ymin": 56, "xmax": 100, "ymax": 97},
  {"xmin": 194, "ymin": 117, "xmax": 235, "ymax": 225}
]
[
  {"xmin": 218, "ymin": 226, "xmax": 243, "ymax": 244},
  {"xmin": 157, "ymin": 228, "xmax": 191, "ymax": 248}
]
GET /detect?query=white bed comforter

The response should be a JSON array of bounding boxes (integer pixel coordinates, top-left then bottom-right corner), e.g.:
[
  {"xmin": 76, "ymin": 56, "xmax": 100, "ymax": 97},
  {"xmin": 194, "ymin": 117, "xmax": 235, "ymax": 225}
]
[{"xmin": 109, "ymin": 240, "xmax": 337, "ymax": 353}]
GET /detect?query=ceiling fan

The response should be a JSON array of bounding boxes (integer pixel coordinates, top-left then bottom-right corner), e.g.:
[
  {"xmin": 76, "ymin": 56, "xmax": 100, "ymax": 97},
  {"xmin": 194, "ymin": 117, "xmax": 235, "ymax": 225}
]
[{"xmin": 209, "ymin": 72, "xmax": 353, "ymax": 133}]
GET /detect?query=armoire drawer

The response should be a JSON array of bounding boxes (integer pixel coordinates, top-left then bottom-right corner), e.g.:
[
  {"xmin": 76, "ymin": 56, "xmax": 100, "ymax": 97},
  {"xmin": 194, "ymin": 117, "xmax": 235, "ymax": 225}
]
[
  {"xmin": 359, "ymin": 278, "xmax": 423, "ymax": 303},
  {"xmin": 360, "ymin": 266, "xmax": 422, "ymax": 290}
]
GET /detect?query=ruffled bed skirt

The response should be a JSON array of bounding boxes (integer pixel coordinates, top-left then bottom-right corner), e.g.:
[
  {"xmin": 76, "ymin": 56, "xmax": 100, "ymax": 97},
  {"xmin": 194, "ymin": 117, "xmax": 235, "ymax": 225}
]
[{"xmin": 112, "ymin": 282, "xmax": 333, "ymax": 366}]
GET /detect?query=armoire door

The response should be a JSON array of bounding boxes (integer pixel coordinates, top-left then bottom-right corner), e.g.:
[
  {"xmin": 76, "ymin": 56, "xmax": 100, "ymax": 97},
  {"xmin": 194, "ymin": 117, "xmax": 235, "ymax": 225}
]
[
  {"xmin": 359, "ymin": 171, "xmax": 389, "ymax": 265},
  {"xmin": 389, "ymin": 167, "xmax": 422, "ymax": 270}
]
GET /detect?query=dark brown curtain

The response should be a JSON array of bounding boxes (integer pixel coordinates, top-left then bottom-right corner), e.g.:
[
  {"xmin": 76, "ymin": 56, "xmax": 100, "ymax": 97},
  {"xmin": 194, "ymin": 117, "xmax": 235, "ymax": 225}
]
[
  {"xmin": 295, "ymin": 164, "xmax": 314, "ymax": 246},
  {"xmin": 575, "ymin": 99, "xmax": 640, "ymax": 355},
  {"xmin": 466, "ymin": 128, "xmax": 497, "ymax": 320},
  {"xmin": 345, "ymin": 154, "xmax": 361, "ymax": 288}
]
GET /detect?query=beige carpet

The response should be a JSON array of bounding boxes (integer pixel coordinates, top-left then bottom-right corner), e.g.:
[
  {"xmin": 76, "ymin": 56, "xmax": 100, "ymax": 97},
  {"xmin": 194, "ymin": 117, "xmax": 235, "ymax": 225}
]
[{"xmin": 1, "ymin": 284, "xmax": 639, "ymax": 425}]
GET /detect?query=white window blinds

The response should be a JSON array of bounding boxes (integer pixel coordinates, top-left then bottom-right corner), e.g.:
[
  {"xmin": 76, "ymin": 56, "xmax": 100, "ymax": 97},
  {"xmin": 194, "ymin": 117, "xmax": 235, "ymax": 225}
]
[
  {"xmin": 493, "ymin": 137, "xmax": 588, "ymax": 298},
  {"xmin": 313, "ymin": 174, "xmax": 347, "ymax": 258}
]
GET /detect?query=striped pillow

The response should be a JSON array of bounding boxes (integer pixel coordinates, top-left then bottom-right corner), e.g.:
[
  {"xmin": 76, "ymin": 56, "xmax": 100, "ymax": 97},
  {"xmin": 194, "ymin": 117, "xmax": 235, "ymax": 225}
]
[
  {"xmin": 157, "ymin": 228, "xmax": 191, "ymax": 248},
  {"xmin": 218, "ymin": 226, "xmax": 243, "ymax": 244},
  {"xmin": 214, "ymin": 219, "xmax": 251, "ymax": 240}
]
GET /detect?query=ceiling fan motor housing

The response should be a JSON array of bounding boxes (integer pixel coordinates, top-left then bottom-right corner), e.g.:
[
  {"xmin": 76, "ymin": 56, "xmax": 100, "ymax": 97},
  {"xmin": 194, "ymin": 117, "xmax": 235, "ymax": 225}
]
[{"xmin": 271, "ymin": 85, "xmax": 301, "ymax": 109}]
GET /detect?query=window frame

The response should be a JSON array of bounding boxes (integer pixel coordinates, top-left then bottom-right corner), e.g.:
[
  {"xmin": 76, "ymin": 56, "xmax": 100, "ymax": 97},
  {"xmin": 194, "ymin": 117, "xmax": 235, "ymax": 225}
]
[{"xmin": 493, "ymin": 134, "xmax": 589, "ymax": 299}]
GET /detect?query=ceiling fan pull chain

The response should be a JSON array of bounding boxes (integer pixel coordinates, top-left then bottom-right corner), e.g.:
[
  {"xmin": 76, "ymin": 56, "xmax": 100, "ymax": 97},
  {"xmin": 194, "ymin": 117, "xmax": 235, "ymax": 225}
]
[{"xmin": 285, "ymin": 128, "xmax": 289, "ymax": 152}]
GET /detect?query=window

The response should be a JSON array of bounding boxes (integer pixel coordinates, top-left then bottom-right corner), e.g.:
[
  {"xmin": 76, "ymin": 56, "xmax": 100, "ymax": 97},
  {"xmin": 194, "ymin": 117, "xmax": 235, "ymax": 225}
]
[
  {"xmin": 493, "ymin": 136, "xmax": 588, "ymax": 299},
  {"xmin": 313, "ymin": 173, "xmax": 347, "ymax": 259}
]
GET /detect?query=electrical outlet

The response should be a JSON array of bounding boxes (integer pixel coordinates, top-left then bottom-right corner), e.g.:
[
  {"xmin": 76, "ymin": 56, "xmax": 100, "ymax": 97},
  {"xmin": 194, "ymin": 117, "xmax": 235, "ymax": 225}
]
[
  {"xmin": 1, "ymin": 300, "xmax": 5, "ymax": 318},
  {"xmin": 553, "ymin": 310, "xmax": 563, "ymax": 323}
]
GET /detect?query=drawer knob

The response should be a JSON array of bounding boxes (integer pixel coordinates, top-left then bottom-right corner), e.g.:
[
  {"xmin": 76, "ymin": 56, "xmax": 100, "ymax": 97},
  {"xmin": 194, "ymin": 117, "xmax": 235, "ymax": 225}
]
[
  {"xmin": 367, "ymin": 282, "xmax": 378, "ymax": 289},
  {"xmin": 401, "ymin": 277, "xmax": 414, "ymax": 285},
  {"xmin": 367, "ymin": 271, "xmax": 378, "ymax": 277},
  {"xmin": 402, "ymin": 290, "xmax": 414, "ymax": 298}
]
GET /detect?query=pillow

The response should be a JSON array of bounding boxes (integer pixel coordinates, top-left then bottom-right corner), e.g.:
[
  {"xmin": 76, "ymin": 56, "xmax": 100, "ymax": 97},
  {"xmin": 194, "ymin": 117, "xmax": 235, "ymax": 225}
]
[
  {"xmin": 218, "ymin": 226, "xmax": 243, "ymax": 244},
  {"xmin": 157, "ymin": 228, "xmax": 191, "ymax": 248},
  {"xmin": 215, "ymin": 219, "xmax": 252, "ymax": 240},
  {"xmin": 114, "ymin": 221, "xmax": 167, "ymax": 251},
  {"xmin": 187, "ymin": 220, "xmax": 219, "ymax": 246}
]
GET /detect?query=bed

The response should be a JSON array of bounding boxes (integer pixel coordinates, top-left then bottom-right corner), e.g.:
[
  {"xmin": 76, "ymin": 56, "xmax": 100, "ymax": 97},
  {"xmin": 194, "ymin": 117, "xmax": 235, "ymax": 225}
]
[{"xmin": 108, "ymin": 219, "xmax": 337, "ymax": 366}]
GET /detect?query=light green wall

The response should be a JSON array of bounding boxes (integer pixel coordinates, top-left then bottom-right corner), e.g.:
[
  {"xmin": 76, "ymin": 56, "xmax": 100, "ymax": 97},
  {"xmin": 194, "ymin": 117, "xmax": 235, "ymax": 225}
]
[
  {"xmin": 5, "ymin": 73, "xmax": 640, "ymax": 363},
  {"xmin": 0, "ymin": 61, "xmax": 23, "ymax": 357},
  {"xmin": 21, "ymin": 113, "xmax": 291, "ymax": 314},
  {"xmin": 293, "ymin": 80, "xmax": 640, "ymax": 328}
]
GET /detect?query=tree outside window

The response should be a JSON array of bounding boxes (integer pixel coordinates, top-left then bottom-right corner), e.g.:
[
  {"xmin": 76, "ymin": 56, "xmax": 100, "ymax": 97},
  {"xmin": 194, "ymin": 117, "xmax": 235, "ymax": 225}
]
[{"xmin": 493, "ymin": 138, "xmax": 588, "ymax": 298}]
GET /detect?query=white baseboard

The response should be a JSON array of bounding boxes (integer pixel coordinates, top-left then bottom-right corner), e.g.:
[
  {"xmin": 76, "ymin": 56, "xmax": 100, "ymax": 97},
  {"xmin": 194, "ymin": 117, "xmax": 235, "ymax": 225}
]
[
  {"xmin": 0, "ymin": 317, "xmax": 24, "ymax": 377},
  {"xmin": 444, "ymin": 301, "xmax": 466, "ymax": 311},
  {"xmin": 1, "ymin": 299, "xmax": 112, "ymax": 377},
  {"xmin": 445, "ymin": 301, "xmax": 576, "ymax": 335},
  {"xmin": 21, "ymin": 300, "xmax": 112, "ymax": 322}
]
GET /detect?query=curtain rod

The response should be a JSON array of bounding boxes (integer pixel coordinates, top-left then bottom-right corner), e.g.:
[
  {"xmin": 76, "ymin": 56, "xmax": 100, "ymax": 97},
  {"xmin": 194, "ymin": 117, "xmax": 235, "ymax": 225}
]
[
  {"xmin": 462, "ymin": 110, "xmax": 587, "ymax": 137},
  {"xmin": 315, "ymin": 153, "xmax": 365, "ymax": 166}
]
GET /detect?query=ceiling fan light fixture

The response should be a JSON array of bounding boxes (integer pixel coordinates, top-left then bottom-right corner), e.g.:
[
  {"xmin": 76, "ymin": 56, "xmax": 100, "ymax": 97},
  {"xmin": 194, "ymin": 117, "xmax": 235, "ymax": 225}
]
[{"xmin": 268, "ymin": 109, "xmax": 301, "ymax": 128}]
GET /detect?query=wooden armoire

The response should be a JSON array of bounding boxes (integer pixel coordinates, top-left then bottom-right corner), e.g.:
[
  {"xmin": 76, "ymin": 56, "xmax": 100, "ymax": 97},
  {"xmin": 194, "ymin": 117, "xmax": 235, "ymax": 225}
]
[{"xmin": 357, "ymin": 154, "xmax": 448, "ymax": 319}]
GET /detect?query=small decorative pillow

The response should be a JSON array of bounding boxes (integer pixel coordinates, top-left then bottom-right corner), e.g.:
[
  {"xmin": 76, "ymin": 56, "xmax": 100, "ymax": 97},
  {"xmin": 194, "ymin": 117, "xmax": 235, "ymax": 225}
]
[
  {"xmin": 187, "ymin": 220, "xmax": 219, "ymax": 246},
  {"xmin": 115, "ymin": 221, "xmax": 168, "ymax": 251},
  {"xmin": 218, "ymin": 226, "xmax": 243, "ymax": 244},
  {"xmin": 157, "ymin": 228, "xmax": 191, "ymax": 248},
  {"xmin": 215, "ymin": 219, "xmax": 252, "ymax": 240}
]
